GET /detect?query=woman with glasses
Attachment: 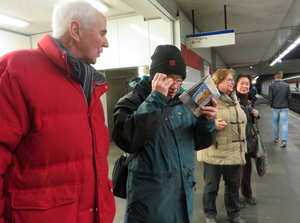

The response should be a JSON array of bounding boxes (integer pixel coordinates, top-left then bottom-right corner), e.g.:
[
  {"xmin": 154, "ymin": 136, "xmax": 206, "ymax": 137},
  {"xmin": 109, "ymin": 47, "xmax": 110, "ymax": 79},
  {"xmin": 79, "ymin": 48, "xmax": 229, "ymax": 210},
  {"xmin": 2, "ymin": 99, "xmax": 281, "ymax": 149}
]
[
  {"xmin": 198, "ymin": 69, "xmax": 247, "ymax": 223},
  {"xmin": 235, "ymin": 74, "xmax": 259, "ymax": 208}
]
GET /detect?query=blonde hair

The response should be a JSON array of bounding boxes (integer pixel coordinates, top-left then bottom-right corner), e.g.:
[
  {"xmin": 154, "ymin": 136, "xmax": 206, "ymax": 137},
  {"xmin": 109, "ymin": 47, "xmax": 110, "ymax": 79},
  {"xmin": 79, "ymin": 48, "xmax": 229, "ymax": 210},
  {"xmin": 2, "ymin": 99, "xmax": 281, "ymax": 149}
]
[{"xmin": 212, "ymin": 69, "xmax": 236, "ymax": 86}]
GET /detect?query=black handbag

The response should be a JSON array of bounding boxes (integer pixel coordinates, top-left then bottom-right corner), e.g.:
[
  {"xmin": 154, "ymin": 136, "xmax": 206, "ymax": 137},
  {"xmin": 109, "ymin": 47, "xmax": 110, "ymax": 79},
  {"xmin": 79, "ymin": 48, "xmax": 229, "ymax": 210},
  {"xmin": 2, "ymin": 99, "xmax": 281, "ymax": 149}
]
[
  {"xmin": 111, "ymin": 105, "xmax": 174, "ymax": 199},
  {"xmin": 112, "ymin": 152, "xmax": 137, "ymax": 199}
]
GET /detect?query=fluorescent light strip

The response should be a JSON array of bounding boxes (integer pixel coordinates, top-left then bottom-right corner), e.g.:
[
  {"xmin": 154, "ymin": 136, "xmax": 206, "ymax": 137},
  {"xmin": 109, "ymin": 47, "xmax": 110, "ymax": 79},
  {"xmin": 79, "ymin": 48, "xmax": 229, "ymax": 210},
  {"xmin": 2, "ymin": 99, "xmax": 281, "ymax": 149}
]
[
  {"xmin": 282, "ymin": 75, "xmax": 300, "ymax": 81},
  {"xmin": 0, "ymin": 13, "xmax": 29, "ymax": 27},
  {"xmin": 270, "ymin": 36, "xmax": 300, "ymax": 66},
  {"xmin": 86, "ymin": 0, "xmax": 108, "ymax": 12}
]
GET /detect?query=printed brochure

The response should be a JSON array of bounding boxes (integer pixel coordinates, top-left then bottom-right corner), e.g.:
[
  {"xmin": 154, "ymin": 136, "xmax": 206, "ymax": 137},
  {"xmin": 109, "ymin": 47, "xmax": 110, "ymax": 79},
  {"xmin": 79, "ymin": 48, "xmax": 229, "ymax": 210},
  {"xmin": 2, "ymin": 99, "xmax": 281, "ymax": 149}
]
[{"xmin": 179, "ymin": 75, "xmax": 220, "ymax": 117}]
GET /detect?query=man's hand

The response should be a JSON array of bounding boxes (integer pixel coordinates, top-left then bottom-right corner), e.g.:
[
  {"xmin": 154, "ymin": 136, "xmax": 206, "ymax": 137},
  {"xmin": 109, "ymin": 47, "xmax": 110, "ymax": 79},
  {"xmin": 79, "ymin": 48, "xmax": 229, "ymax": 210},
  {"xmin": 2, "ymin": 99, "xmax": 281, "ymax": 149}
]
[
  {"xmin": 152, "ymin": 73, "xmax": 174, "ymax": 97},
  {"xmin": 200, "ymin": 97, "xmax": 217, "ymax": 120}
]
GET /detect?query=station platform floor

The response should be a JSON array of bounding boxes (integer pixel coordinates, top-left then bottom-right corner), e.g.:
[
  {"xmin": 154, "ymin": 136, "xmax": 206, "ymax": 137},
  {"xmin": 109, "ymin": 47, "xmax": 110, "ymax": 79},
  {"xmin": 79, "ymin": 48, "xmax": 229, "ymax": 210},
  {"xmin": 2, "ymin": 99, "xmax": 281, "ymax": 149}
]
[{"xmin": 108, "ymin": 95, "xmax": 300, "ymax": 223}]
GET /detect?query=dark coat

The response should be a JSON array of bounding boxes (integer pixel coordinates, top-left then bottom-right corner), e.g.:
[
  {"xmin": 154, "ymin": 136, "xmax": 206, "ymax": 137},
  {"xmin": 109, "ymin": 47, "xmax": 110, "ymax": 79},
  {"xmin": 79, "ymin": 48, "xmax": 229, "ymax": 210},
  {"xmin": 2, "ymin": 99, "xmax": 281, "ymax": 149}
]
[
  {"xmin": 238, "ymin": 98, "xmax": 256, "ymax": 154},
  {"xmin": 269, "ymin": 81, "xmax": 292, "ymax": 109},
  {"xmin": 112, "ymin": 76, "xmax": 216, "ymax": 223}
]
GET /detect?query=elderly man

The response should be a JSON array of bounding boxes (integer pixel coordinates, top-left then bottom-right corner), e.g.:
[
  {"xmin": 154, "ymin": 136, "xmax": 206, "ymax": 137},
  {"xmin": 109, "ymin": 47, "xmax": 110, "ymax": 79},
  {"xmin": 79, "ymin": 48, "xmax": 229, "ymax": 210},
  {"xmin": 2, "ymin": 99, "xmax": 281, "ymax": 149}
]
[
  {"xmin": 112, "ymin": 45, "xmax": 217, "ymax": 223},
  {"xmin": 0, "ymin": 1, "xmax": 115, "ymax": 222}
]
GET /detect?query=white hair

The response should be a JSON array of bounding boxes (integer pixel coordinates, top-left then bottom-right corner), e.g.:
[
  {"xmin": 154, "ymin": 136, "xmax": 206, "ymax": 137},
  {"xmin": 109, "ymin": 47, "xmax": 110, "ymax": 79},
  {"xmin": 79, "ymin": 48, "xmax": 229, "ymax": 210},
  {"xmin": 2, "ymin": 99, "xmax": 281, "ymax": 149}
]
[{"xmin": 52, "ymin": 0, "xmax": 98, "ymax": 38}]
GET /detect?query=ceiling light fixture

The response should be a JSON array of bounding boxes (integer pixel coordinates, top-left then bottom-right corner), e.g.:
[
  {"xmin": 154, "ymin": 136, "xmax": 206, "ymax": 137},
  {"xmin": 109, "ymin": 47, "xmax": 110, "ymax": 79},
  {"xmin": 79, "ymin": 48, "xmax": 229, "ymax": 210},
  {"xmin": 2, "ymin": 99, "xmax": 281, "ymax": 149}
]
[
  {"xmin": 0, "ymin": 13, "xmax": 29, "ymax": 27},
  {"xmin": 86, "ymin": 0, "xmax": 108, "ymax": 12},
  {"xmin": 270, "ymin": 36, "xmax": 300, "ymax": 66}
]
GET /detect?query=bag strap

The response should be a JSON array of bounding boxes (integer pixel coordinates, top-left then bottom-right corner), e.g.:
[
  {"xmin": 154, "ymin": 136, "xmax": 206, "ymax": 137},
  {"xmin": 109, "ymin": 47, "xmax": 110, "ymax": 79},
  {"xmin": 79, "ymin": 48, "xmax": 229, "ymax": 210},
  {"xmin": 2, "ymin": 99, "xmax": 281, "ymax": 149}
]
[
  {"xmin": 123, "ymin": 105, "xmax": 175, "ymax": 166},
  {"xmin": 253, "ymin": 117, "xmax": 260, "ymax": 134}
]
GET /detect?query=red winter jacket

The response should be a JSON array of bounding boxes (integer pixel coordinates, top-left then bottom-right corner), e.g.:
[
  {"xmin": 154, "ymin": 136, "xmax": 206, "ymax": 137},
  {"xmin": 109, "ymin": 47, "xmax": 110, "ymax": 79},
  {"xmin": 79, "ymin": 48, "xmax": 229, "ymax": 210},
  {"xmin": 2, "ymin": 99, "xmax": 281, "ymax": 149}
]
[{"xmin": 0, "ymin": 34, "xmax": 116, "ymax": 223}]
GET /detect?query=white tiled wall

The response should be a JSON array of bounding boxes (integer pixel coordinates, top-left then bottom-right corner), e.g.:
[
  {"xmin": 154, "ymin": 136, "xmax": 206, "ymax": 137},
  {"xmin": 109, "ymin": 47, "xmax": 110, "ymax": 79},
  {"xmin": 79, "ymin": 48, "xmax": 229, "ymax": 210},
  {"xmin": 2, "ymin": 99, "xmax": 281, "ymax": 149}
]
[
  {"xmin": 118, "ymin": 16, "xmax": 150, "ymax": 67},
  {"xmin": 94, "ymin": 19, "xmax": 120, "ymax": 70},
  {"xmin": 95, "ymin": 16, "xmax": 172, "ymax": 69},
  {"xmin": 148, "ymin": 19, "xmax": 172, "ymax": 59},
  {"xmin": 0, "ymin": 30, "xmax": 30, "ymax": 57}
]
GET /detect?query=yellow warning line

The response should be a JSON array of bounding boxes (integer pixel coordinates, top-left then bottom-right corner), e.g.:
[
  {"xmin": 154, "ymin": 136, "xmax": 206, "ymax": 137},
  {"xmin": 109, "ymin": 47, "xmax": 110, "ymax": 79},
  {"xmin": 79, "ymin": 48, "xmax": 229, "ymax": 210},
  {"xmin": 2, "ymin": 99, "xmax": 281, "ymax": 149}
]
[{"xmin": 289, "ymin": 112, "xmax": 300, "ymax": 121}]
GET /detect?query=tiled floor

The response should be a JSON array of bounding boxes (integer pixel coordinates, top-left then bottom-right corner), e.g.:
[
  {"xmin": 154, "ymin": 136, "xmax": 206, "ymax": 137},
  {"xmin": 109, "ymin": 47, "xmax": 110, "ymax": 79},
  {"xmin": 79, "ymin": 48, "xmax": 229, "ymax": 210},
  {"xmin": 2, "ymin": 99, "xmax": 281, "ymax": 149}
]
[{"xmin": 108, "ymin": 95, "xmax": 300, "ymax": 223}]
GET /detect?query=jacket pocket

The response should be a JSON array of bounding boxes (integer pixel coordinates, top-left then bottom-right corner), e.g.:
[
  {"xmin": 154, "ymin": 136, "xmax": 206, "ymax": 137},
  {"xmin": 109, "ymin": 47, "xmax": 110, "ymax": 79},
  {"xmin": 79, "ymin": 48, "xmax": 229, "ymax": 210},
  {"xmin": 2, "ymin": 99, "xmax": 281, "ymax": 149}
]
[
  {"xmin": 126, "ymin": 173, "xmax": 174, "ymax": 223},
  {"xmin": 11, "ymin": 183, "xmax": 80, "ymax": 223},
  {"xmin": 127, "ymin": 174, "xmax": 167, "ymax": 204},
  {"xmin": 185, "ymin": 168, "xmax": 196, "ymax": 200}
]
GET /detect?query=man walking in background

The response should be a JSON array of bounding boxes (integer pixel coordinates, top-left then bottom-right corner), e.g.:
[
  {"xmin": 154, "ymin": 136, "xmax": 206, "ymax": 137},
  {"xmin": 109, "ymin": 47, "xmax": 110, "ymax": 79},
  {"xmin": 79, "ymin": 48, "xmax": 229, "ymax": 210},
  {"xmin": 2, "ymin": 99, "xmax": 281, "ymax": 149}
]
[{"xmin": 269, "ymin": 70, "xmax": 292, "ymax": 147}]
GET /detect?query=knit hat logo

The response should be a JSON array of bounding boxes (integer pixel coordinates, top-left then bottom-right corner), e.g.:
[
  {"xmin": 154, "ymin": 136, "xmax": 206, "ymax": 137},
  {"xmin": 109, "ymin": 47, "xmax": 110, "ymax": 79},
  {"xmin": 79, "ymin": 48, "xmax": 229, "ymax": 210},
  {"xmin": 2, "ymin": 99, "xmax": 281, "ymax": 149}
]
[
  {"xmin": 150, "ymin": 45, "xmax": 186, "ymax": 80},
  {"xmin": 169, "ymin": 60, "xmax": 175, "ymax": 66}
]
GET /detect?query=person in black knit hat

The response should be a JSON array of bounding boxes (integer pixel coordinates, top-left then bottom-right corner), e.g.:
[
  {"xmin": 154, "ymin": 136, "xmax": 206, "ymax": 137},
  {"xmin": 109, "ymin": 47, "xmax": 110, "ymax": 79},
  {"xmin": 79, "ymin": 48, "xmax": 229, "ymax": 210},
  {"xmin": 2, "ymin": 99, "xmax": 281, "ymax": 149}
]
[
  {"xmin": 112, "ymin": 44, "xmax": 218, "ymax": 223},
  {"xmin": 150, "ymin": 44, "xmax": 187, "ymax": 80}
]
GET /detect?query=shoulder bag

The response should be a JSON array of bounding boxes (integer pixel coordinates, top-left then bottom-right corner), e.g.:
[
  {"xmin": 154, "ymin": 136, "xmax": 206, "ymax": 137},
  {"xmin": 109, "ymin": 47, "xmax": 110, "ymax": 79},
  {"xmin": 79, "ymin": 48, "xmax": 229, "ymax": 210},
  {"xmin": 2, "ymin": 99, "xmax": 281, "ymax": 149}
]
[
  {"xmin": 112, "ymin": 105, "xmax": 174, "ymax": 199},
  {"xmin": 252, "ymin": 118, "xmax": 268, "ymax": 177}
]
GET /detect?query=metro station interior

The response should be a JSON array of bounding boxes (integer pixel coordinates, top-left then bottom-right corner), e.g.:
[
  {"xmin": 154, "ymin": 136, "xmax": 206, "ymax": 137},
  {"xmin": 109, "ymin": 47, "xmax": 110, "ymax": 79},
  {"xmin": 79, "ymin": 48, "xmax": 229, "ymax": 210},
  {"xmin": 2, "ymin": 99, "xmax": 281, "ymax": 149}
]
[{"xmin": 1, "ymin": 0, "xmax": 300, "ymax": 223}]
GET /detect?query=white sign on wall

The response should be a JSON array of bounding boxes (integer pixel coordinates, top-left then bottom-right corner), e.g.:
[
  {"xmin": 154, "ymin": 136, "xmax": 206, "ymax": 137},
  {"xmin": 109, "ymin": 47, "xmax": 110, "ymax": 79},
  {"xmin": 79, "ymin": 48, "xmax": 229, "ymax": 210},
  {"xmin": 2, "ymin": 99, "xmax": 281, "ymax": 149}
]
[{"xmin": 186, "ymin": 29, "xmax": 235, "ymax": 49}]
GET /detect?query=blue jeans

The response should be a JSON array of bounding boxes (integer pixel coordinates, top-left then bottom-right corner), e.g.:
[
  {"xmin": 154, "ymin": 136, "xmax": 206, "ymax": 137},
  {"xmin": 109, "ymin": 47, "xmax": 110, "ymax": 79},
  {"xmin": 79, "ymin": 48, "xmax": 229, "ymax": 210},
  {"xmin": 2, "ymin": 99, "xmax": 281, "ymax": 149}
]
[{"xmin": 272, "ymin": 108, "xmax": 289, "ymax": 141}]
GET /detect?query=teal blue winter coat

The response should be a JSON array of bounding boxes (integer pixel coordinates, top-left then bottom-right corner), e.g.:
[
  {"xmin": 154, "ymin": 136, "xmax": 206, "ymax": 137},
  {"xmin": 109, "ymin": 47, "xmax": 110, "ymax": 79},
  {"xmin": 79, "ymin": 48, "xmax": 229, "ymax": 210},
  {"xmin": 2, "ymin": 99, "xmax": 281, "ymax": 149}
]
[{"xmin": 112, "ymin": 77, "xmax": 216, "ymax": 223}]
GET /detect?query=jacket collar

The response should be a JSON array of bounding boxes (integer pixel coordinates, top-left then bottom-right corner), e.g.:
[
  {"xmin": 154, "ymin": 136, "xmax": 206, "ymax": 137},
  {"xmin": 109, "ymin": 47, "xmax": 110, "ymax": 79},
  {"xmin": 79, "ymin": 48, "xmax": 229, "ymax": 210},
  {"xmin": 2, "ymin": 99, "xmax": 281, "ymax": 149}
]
[
  {"xmin": 219, "ymin": 90, "xmax": 238, "ymax": 104},
  {"xmin": 38, "ymin": 34, "xmax": 106, "ymax": 85}
]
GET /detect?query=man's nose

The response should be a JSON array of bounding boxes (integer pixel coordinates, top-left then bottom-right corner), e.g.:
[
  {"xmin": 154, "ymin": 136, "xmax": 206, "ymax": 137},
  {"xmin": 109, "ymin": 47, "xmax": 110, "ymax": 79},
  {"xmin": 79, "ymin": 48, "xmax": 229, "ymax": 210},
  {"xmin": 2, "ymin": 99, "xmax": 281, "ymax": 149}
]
[
  {"xmin": 170, "ymin": 81, "xmax": 178, "ymax": 88},
  {"xmin": 103, "ymin": 37, "xmax": 109, "ymax": 48}
]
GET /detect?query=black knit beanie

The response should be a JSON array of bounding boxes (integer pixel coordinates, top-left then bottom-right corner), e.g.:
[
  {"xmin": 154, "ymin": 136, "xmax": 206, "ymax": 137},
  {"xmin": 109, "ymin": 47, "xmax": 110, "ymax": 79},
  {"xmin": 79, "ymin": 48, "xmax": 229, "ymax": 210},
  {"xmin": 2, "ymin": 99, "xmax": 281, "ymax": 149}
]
[{"xmin": 150, "ymin": 45, "xmax": 186, "ymax": 80}]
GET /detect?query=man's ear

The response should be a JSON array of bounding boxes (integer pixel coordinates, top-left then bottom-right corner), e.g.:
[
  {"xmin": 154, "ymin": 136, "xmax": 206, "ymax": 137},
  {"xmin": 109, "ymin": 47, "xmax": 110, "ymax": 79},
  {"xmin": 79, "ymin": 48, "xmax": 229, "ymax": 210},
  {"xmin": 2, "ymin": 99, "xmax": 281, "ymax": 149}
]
[{"xmin": 69, "ymin": 20, "xmax": 81, "ymax": 42}]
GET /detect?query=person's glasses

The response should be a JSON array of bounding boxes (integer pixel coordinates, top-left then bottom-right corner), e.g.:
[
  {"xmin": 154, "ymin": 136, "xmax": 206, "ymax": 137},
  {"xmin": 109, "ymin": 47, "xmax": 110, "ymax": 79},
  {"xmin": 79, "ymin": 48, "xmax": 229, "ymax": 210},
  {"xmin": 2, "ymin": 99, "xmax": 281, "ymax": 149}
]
[
  {"xmin": 225, "ymin": 78, "xmax": 234, "ymax": 82},
  {"xmin": 175, "ymin": 79, "xmax": 183, "ymax": 85},
  {"xmin": 170, "ymin": 78, "xmax": 183, "ymax": 85}
]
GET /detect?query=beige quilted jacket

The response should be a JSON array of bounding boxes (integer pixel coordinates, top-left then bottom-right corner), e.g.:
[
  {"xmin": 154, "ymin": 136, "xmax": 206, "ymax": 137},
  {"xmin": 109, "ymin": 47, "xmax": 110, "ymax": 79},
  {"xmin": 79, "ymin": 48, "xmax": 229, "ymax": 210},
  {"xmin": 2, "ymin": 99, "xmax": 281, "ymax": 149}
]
[{"xmin": 198, "ymin": 90, "xmax": 247, "ymax": 165}]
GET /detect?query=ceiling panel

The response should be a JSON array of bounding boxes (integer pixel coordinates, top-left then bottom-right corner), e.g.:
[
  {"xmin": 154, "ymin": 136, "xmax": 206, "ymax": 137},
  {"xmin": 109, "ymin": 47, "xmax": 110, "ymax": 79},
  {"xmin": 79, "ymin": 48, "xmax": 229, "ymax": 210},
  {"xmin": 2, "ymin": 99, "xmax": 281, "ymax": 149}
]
[
  {"xmin": 173, "ymin": 0, "xmax": 294, "ymax": 32},
  {"xmin": 173, "ymin": 0, "xmax": 300, "ymax": 74},
  {"xmin": 216, "ymin": 30, "xmax": 277, "ymax": 66},
  {"xmin": 0, "ymin": 0, "xmax": 300, "ymax": 75},
  {"xmin": 0, "ymin": 0, "xmax": 136, "ymax": 35}
]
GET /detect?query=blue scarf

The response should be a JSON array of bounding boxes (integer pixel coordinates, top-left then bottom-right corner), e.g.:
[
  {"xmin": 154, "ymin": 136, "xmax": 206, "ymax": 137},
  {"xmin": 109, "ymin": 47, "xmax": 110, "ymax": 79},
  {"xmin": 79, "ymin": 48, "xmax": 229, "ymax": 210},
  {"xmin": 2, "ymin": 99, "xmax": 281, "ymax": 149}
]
[
  {"xmin": 52, "ymin": 36, "xmax": 93, "ymax": 106},
  {"xmin": 65, "ymin": 49, "xmax": 93, "ymax": 106}
]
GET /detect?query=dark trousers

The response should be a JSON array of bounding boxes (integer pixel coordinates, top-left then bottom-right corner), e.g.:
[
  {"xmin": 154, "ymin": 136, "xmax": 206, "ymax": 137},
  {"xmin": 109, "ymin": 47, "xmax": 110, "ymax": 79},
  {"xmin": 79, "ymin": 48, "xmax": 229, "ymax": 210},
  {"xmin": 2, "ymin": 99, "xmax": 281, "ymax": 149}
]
[
  {"xmin": 240, "ymin": 153, "xmax": 252, "ymax": 197},
  {"xmin": 202, "ymin": 162, "xmax": 241, "ymax": 219}
]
